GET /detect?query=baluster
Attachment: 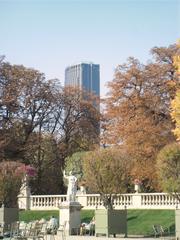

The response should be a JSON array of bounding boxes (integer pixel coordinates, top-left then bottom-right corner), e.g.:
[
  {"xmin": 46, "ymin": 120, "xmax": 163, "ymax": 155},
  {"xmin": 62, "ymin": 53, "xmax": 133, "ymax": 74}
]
[
  {"xmin": 162, "ymin": 194, "xmax": 165, "ymax": 205},
  {"xmin": 44, "ymin": 197, "xmax": 46, "ymax": 207},
  {"xmin": 116, "ymin": 195, "xmax": 119, "ymax": 206},
  {"xmin": 38, "ymin": 197, "xmax": 41, "ymax": 207},
  {"xmin": 121, "ymin": 195, "xmax": 124, "ymax": 206},
  {"xmin": 145, "ymin": 195, "xmax": 147, "ymax": 205},
  {"xmin": 150, "ymin": 195, "xmax": 152, "ymax": 205},
  {"xmin": 88, "ymin": 196, "xmax": 91, "ymax": 206},
  {"xmin": 151, "ymin": 195, "xmax": 153, "ymax": 205},
  {"xmin": 36, "ymin": 197, "xmax": 38, "ymax": 207},
  {"xmin": 130, "ymin": 195, "xmax": 133, "ymax": 206},
  {"xmin": 120, "ymin": 194, "xmax": 122, "ymax": 206},
  {"xmin": 95, "ymin": 196, "xmax": 97, "ymax": 207},
  {"xmin": 122, "ymin": 195, "xmax": 125, "ymax": 206},
  {"xmin": 32, "ymin": 197, "xmax": 34, "ymax": 207},
  {"xmin": 165, "ymin": 194, "xmax": 167, "ymax": 205},
  {"xmin": 86, "ymin": 196, "xmax": 89, "ymax": 206},
  {"xmin": 155, "ymin": 195, "xmax": 158, "ymax": 205},
  {"xmin": 141, "ymin": 195, "xmax": 144, "ymax": 205},
  {"xmin": 96, "ymin": 195, "xmax": 100, "ymax": 207},
  {"xmin": 89, "ymin": 196, "xmax": 92, "ymax": 206},
  {"xmin": 55, "ymin": 197, "xmax": 57, "ymax": 207},
  {"xmin": 46, "ymin": 197, "xmax": 49, "ymax": 207},
  {"xmin": 168, "ymin": 195, "xmax": 170, "ymax": 205}
]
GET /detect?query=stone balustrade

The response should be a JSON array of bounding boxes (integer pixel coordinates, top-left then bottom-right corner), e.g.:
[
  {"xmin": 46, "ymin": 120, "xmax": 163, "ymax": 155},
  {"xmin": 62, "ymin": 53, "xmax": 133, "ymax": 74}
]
[
  {"xmin": 18, "ymin": 192, "xmax": 180, "ymax": 210},
  {"xmin": 30, "ymin": 195, "xmax": 67, "ymax": 210}
]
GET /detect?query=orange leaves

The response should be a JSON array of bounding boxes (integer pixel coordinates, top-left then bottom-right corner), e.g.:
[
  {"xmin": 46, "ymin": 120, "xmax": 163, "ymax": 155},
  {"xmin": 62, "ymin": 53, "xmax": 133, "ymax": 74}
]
[{"xmin": 102, "ymin": 44, "xmax": 178, "ymax": 191}]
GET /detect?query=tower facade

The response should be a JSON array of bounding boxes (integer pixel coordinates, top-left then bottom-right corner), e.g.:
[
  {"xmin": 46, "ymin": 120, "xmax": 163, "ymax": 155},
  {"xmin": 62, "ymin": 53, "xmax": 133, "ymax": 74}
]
[{"xmin": 65, "ymin": 62, "xmax": 100, "ymax": 98}]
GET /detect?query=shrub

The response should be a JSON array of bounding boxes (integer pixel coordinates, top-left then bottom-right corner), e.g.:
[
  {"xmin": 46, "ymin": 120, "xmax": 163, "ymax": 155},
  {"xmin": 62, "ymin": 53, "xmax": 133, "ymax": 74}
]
[{"xmin": 0, "ymin": 161, "xmax": 36, "ymax": 207}]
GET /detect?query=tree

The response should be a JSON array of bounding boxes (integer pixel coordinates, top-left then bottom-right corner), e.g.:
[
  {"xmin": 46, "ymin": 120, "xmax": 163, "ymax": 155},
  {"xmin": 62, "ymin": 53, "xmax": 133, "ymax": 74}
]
[
  {"xmin": 0, "ymin": 58, "xmax": 100, "ymax": 194},
  {"xmin": 0, "ymin": 61, "xmax": 55, "ymax": 162},
  {"xmin": 0, "ymin": 161, "xmax": 36, "ymax": 207},
  {"xmin": 156, "ymin": 143, "xmax": 180, "ymax": 199},
  {"xmin": 25, "ymin": 133, "xmax": 65, "ymax": 194},
  {"xmin": 64, "ymin": 151, "xmax": 86, "ymax": 182},
  {"xmin": 82, "ymin": 147, "xmax": 131, "ymax": 209},
  {"xmin": 103, "ymin": 44, "xmax": 179, "ymax": 190},
  {"xmin": 170, "ymin": 41, "xmax": 180, "ymax": 140},
  {"xmin": 55, "ymin": 87, "xmax": 100, "ymax": 155},
  {"xmin": 171, "ymin": 90, "xmax": 180, "ymax": 140}
]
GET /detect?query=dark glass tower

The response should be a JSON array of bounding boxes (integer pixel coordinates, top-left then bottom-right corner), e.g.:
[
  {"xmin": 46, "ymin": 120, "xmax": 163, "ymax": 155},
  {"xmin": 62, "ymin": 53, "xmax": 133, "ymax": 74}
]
[{"xmin": 65, "ymin": 62, "xmax": 100, "ymax": 98}]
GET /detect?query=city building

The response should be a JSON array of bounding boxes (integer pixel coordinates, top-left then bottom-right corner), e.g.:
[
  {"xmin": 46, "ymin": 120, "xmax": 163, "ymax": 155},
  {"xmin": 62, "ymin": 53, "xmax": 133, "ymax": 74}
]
[
  {"xmin": 65, "ymin": 62, "xmax": 100, "ymax": 137},
  {"xmin": 65, "ymin": 62, "xmax": 100, "ymax": 99}
]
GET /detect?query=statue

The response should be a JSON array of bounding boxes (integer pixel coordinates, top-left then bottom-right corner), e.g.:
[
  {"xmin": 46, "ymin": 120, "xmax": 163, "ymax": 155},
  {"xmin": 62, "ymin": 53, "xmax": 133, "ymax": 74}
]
[{"xmin": 63, "ymin": 171, "xmax": 77, "ymax": 202}]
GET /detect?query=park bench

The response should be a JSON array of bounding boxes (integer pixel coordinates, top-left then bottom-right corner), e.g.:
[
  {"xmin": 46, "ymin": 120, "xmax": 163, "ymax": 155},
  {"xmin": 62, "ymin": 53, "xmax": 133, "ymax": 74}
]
[{"xmin": 152, "ymin": 224, "xmax": 170, "ymax": 237}]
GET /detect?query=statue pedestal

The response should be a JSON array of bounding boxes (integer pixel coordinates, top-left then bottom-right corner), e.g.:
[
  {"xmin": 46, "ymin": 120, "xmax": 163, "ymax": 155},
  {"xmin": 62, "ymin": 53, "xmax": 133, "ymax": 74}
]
[{"xmin": 58, "ymin": 201, "xmax": 82, "ymax": 236}]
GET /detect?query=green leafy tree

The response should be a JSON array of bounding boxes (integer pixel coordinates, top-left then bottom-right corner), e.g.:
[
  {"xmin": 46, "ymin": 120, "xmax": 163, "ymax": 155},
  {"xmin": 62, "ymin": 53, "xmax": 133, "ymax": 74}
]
[
  {"xmin": 25, "ymin": 134, "xmax": 65, "ymax": 194},
  {"xmin": 156, "ymin": 143, "xmax": 180, "ymax": 200},
  {"xmin": 82, "ymin": 147, "xmax": 131, "ymax": 209},
  {"xmin": 64, "ymin": 151, "xmax": 86, "ymax": 181}
]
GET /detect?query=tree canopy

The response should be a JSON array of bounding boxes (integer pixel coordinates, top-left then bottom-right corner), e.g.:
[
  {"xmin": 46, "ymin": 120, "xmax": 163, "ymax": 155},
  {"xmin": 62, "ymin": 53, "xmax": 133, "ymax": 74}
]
[
  {"xmin": 156, "ymin": 143, "xmax": 180, "ymax": 199},
  {"xmin": 82, "ymin": 147, "xmax": 131, "ymax": 208},
  {"xmin": 102, "ymin": 44, "xmax": 179, "ymax": 190},
  {"xmin": 0, "ymin": 58, "xmax": 100, "ymax": 194}
]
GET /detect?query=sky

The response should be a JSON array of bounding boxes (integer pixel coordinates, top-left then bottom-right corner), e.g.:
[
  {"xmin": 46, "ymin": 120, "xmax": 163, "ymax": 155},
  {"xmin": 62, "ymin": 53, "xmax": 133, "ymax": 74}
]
[{"xmin": 0, "ymin": 0, "xmax": 179, "ymax": 96}]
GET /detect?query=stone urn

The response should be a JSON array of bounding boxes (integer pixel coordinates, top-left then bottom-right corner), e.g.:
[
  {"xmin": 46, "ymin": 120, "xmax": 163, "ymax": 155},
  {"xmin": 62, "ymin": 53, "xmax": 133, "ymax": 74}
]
[
  {"xmin": 134, "ymin": 184, "xmax": 140, "ymax": 193},
  {"xmin": 133, "ymin": 179, "xmax": 141, "ymax": 193}
]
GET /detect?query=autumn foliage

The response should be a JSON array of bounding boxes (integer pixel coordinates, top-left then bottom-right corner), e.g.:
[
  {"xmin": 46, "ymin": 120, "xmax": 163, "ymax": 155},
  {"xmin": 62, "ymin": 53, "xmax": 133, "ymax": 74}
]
[
  {"xmin": 0, "ymin": 57, "xmax": 99, "ymax": 194},
  {"xmin": 102, "ymin": 44, "xmax": 179, "ymax": 190}
]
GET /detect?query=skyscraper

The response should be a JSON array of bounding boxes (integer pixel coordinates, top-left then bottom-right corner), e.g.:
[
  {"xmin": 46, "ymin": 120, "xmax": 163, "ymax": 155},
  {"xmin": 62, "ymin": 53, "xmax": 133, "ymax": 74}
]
[
  {"xmin": 65, "ymin": 62, "xmax": 100, "ymax": 98},
  {"xmin": 65, "ymin": 62, "xmax": 100, "ymax": 140}
]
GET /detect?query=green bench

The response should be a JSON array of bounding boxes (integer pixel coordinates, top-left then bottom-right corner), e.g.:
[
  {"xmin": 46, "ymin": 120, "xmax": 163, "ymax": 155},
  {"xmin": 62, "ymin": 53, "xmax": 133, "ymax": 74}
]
[{"xmin": 152, "ymin": 224, "xmax": 170, "ymax": 237}]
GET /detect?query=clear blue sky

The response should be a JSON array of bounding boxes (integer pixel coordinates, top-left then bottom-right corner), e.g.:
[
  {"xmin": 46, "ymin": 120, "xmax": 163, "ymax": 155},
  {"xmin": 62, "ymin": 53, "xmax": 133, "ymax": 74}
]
[{"xmin": 0, "ymin": 0, "xmax": 179, "ymax": 96}]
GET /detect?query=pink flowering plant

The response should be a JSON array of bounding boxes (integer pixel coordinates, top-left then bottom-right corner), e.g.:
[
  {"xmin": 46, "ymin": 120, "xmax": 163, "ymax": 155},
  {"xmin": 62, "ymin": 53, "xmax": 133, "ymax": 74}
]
[
  {"xmin": 0, "ymin": 161, "xmax": 36, "ymax": 208},
  {"xmin": 133, "ymin": 179, "xmax": 142, "ymax": 185}
]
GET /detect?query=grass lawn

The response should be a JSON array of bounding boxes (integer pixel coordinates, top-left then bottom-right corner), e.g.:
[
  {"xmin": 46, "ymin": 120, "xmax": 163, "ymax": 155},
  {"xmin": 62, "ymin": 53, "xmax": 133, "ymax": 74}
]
[
  {"xmin": 19, "ymin": 209, "xmax": 175, "ymax": 236},
  {"xmin": 19, "ymin": 210, "xmax": 59, "ymax": 222},
  {"xmin": 127, "ymin": 210, "xmax": 175, "ymax": 236}
]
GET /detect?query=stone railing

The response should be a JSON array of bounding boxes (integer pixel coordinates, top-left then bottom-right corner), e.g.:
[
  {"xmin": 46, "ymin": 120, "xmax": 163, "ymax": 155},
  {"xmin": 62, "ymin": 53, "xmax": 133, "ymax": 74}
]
[
  {"xmin": 30, "ymin": 195, "xmax": 67, "ymax": 210},
  {"xmin": 18, "ymin": 192, "xmax": 180, "ymax": 210}
]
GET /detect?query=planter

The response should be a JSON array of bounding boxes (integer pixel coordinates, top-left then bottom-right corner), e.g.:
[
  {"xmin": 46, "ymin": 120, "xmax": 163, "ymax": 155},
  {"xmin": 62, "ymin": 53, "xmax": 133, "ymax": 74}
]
[
  {"xmin": 176, "ymin": 209, "xmax": 180, "ymax": 240},
  {"xmin": 95, "ymin": 209, "xmax": 127, "ymax": 237},
  {"xmin": 0, "ymin": 206, "xmax": 19, "ymax": 232}
]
